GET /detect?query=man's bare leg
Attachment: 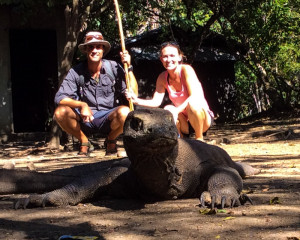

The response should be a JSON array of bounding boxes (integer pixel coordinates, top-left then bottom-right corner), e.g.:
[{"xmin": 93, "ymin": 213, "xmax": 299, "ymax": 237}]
[
  {"xmin": 108, "ymin": 106, "xmax": 130, "ymax": 140},
  {"xmin": 106, "ymin": 106, "xmax": 130, "ymax": 155},
  {"xmin": 54, "ymin": 105, "xmax": 89, "ymax": 152}
]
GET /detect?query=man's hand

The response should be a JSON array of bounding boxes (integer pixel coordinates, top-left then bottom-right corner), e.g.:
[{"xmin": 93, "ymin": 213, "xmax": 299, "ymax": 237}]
[
  {"xmin": 120, "ymin": 50, "xmax": 131, "ymax": 66},
  {"xmin": 80, "ymin": 103, "xmax": 94, "ymax": 123}
]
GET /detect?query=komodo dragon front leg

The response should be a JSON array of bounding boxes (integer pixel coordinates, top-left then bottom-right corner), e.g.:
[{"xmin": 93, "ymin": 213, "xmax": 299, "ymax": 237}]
[
  {"xmin": 15, "ymin": 160, "xmax": 132, "ymax": 209},
  {"xmin": 199, "ymin": 166, "xmax": 252, "ymax": 209}
]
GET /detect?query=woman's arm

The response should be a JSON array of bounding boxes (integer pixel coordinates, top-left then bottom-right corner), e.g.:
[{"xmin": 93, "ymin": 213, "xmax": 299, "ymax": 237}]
[
  {"xmin": 182, "ymin": 64, "xmax": 206, "ymax": 99},
  {"xmin": 171, "ymin": 65, "xmax": 206, "ymax": 114},
  {"xmin": 127, "ymin": 72, "xmax": 166, "ymax": 108}
]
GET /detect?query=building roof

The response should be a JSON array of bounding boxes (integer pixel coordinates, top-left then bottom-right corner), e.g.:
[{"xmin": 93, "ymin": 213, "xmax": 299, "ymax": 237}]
[{"xmin": 109, "ymin": 28, "xmax": 237, "ymax": 62}]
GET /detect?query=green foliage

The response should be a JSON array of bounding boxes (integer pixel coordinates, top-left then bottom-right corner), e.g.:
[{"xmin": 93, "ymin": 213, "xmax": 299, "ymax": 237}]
[
  {"xmin": 235, "ymin": 62, "xmax": 257, "ymax": 118},
  {"xmin": 208, "ymin": 0, "xmax": 300, "ymax": 114},
  {"xmin": 2, "ymin": 0, "xmax": 299, "ymax": 118},
  {"xmin": 129, "ymin": 0, "xmax": 299, "ymax": 115}
]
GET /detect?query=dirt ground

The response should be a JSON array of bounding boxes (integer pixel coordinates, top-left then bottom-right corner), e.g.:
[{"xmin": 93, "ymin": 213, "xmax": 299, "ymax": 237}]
[{"xmin": 0, "ymin": 111, "xmax": 299, "ymax": 240}]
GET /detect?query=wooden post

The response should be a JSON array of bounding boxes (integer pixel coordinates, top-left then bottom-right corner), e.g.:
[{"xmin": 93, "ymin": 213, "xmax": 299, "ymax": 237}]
[{"xmin": 113, "ymin": 0, "xmax": 134, "ymax": 111}]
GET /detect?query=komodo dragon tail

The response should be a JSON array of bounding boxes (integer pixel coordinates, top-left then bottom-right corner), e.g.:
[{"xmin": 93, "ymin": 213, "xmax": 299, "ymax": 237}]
[
  {"xmin": 0, "ymin": 158, "xmax": 129, "ymax": 194},
  {"xmin": 0, "ymin": 168, "xmax": 77, "ymax": 194},
  {"xmin": 235, "ymin": 162, "xmax": 261, "ymax": 178}
]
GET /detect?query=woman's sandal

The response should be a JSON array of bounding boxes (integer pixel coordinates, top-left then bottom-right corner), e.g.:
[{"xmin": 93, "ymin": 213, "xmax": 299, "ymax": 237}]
[
  {"xmin": 78, "ymin": 141, "xmax": 94, "ymax": 157},
  {"xmin": 104, "ymin": 138, "xmax": 117, "ymax": 156}
]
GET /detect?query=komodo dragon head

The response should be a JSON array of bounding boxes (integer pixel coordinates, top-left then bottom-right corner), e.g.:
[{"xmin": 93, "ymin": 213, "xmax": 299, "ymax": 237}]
[
  {"xmin": 123, "ymin": 107, "xmax": 180, "ymax": 198},
  {"xmin": 123, "ymin": 107, "xmax": 178, "ymax": 154},
  {"xmin": 123, "ymin": 108, "xmax": 179, "ymax": 185}
]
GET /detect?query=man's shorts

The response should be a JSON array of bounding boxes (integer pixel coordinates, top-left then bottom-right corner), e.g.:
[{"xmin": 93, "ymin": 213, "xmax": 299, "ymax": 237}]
[{"xmin": 77, "ymin": 108, "xmax": 116, "ymax": 136}]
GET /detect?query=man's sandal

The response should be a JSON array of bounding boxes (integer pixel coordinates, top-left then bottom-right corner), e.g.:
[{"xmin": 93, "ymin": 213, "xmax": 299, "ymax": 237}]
[
  {"xmin": 104, "ymin": 138, "xmax": 117, "ymax": 156},
  {"xmin": 78, "ymin": 141, "xmax": 94, "ymax": 157}
]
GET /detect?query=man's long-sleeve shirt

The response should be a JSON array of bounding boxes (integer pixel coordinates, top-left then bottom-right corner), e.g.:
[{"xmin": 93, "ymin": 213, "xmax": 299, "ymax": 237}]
[{"xmin": 55, "ymin": 60, "xmax": 127, "ymax": 113}]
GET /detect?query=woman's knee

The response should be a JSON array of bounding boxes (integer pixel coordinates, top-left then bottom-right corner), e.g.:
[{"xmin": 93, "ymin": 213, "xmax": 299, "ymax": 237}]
[
  {"xmin": 163, "ymin": 105, "xmax": 176, "ymax": 113},
  {"xmin": 187, "ymin": 104, "xmax": 205, "ymax": 120},
  {"xmin": 188, "ymin": 97, "xmax": 203, "ymax": 111},
  {"xmin": 164, "ymin": 105, "xmax": 179, "ymax": 122}
]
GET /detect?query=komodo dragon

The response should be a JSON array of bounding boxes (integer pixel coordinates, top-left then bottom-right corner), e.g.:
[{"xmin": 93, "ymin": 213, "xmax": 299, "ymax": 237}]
[{"xmin": 0, "ymin": 107, "xmax": 259, "ymax": 209}]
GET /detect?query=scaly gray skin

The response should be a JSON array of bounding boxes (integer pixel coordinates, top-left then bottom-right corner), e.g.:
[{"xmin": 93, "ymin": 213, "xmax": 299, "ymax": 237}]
[{"xmin": 1, "ymin": 107, "xmax": 258, "ymax": 209}]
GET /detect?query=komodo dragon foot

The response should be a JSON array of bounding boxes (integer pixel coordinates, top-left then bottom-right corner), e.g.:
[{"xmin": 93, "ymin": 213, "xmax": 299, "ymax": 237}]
[
  {"xmin": 199, "ymin": 166, "xmax": 252, "ymax": 209},
  {"xmin": 200, "ymin": 191, "xmax": 252, "ymax": 209},
  {"xmin": 14, "ymin": 191, "xmax": 71, "ymax": 209},
  {"xmin": 14, "ymin": 194, "xmax": 47, "ymax": 209}
]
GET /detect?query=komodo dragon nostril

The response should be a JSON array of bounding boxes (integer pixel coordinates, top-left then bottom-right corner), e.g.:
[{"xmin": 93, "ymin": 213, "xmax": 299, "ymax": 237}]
[{"xmin": 130, "ymin": 118, "xmax": 143, "ymax": 131}]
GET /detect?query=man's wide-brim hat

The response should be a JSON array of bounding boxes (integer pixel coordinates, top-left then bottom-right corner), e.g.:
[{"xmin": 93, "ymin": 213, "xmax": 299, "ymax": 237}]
[{"xmin": 78, "ymin": 31, "xmax": 111, "ymax": 56}]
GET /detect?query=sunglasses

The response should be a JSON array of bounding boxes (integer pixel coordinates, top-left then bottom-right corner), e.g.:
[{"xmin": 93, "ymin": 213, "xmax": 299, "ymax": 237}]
[
  {"xmin": 87, "ymin": 45, "xmax": 103, "ymax": 51},
  {"xmin": 160, "ymin": 41, "xmax": 180, "ymax": 49},
  {"xmin": 85, "ymin": 34, "xmax": 104, "ymax": 42}
]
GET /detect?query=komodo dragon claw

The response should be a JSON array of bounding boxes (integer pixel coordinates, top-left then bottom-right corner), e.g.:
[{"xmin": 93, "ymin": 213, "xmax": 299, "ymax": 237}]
[
  {"xmin": 14, "ymin": 194, "xmax": 51, "ymax": 209},
  {"xmin": 221, "ymin": 196, "xmax": 226, "ymax": 209},
  {"xmin": 239, "ymin": 194, "xmax": 253, "ymax": 205},
  {"xmin": 14, "ymin": 197, "xmax": 30, "ymax": 210},
  {"xmin": 200, "ymin": 191, "xmax": 248, "ymax": 209}
]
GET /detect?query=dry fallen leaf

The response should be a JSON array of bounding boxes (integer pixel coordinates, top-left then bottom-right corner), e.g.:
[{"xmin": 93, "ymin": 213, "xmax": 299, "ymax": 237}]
[{"xmin": 199, "ymin": 208, "xmax": 217, "ymax": 215}]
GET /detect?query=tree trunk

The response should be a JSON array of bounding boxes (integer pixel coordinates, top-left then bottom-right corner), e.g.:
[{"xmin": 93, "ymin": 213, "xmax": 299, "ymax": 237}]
[
  {"xmin": 48, "ymin": 2, "xmax": 85, "ymax": 149},
  {"xmin": 47, "ymin": 0, "xmax": 112, "ymax": 148}
]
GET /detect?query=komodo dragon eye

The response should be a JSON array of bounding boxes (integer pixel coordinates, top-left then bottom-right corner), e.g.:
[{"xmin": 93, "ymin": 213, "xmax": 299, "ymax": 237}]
[{"xmin": 130, "ymin": 118, "xmax": 144, "ymax": 132}]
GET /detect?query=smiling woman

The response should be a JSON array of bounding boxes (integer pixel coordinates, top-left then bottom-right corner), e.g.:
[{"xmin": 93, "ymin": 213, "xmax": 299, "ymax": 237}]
[{"xmin": 125, "ymin": 41, "xmax": 214, "ymax": 141}]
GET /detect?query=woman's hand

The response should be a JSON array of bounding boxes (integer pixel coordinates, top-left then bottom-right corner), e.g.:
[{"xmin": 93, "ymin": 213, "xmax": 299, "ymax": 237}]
[{"xmin": 125, "ymin": 89, "xmax": 138, "ymax": 104}]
